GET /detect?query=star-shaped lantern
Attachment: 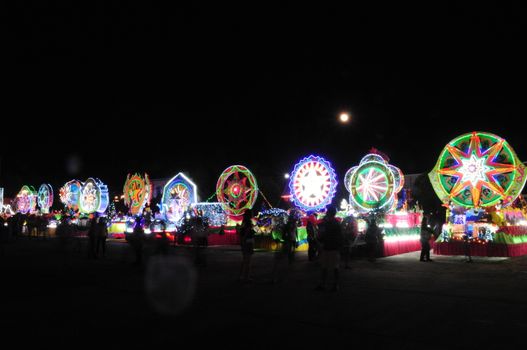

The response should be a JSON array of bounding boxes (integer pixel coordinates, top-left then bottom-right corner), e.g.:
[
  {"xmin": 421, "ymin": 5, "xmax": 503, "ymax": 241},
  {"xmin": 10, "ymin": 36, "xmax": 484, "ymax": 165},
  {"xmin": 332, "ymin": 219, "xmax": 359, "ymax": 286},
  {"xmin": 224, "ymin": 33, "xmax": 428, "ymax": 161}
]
[{"xmin": 429, "ymin": 131, "xmax": 527, "ymax": 208}]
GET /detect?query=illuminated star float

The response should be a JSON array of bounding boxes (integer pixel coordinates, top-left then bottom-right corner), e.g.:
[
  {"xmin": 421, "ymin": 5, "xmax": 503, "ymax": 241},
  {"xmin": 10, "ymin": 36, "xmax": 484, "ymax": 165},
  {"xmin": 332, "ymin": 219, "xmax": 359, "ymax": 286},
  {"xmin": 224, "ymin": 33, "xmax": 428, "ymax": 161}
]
[
  {"xmin": 37, "ymin": 184, "xmax": 54, "ymax": 213},
  {"xmin": 346, "ymin": 152, "xmax": 404, "ymax": 213},
  {"xmin": 15, "ymin": 185, "xmax": 37, "ymax": 214},
  {"xmin": 60, "ymin": 180, "xmax": 82, "ymax": 210},
  {"xmin": 79, "ymin": 178, "xmax": 110, "ymax": 214},
  {"xmin": 429, "ymin": 131, "xmax": 527, "ymax": 208},
  {"xmin": 123, "ymin": 173, "xmax": 152, "ymax": 216},
  {"xmin": 289, "ymin": 155, "xmax": 337, "ymax": 212},
  {"xmin": 162, "ymin": 173, "xmax": 198, "ymax": 224},
  {"xmin": 216, "ymin": 165, "xmax": 258, "ymax": 216}
]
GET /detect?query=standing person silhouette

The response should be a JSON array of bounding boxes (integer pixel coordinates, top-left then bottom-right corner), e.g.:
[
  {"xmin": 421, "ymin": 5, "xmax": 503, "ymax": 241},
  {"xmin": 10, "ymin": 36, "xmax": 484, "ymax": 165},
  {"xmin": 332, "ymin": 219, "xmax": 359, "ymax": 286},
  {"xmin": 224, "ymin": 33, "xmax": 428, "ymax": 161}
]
[
  {"xmin": 96, "ymin": 217, "xmax": 109, "ymax": 258},
  {"xmin": 131, "ymin": 217, "xmax": 145, "ymax": 265},
  {"xmin": 315, "ymin": 205, "xmax": 344, "ymax": 292},
  {"xmin": 364, "ymin": 217, "xmax": 380, "ymax": 262},
  {"xmin": 419, "ymin": 214, "xmax": 434, "ymax": 262},
  {"xmin": 306, "ymin": 212, "xmax": 319, "ymax": 261},
  {"xmin": 87, "ymin": 215, "xmax": 98, "ymax": 259},
  {"xmin": 238, "ymin": 210, "xmax": 255, "ymax": 283}
]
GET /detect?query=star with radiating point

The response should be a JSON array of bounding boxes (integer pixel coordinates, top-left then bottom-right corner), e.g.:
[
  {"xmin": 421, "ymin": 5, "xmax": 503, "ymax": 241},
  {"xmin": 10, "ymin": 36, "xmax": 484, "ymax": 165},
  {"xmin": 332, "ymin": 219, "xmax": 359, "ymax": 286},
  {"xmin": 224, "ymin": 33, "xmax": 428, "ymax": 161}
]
[
  {"xmin": 438, "ymin": 132, "xmax": 515, "ymax": 207},
  {"xmin": 357, "ymin": 168, "xmax": 388, "ymax": 202}
]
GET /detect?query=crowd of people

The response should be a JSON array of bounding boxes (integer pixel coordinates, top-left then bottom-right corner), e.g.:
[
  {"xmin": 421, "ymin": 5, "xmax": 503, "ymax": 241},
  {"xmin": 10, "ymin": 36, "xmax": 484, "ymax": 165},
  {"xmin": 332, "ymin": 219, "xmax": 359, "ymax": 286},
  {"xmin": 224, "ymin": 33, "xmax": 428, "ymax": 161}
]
[{"xmin": 1, "ymin": 204, "xmax": 441, "ymax": 293}]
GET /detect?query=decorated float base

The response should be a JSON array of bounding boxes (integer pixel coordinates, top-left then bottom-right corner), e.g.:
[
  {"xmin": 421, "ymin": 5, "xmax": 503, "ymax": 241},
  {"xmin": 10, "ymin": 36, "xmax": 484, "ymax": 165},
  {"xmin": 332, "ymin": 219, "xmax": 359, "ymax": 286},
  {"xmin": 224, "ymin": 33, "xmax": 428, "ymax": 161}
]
[
  {"xmin": 380, "ymin": 226, "xmax": 422, "ymax": 257},
  {"xmin": 381, "ymin": 239, "xmax": 422, "ymax": 257},
  {"xmin": 433, "ymin": 226, "xmax": 527, "ymax": 257}
]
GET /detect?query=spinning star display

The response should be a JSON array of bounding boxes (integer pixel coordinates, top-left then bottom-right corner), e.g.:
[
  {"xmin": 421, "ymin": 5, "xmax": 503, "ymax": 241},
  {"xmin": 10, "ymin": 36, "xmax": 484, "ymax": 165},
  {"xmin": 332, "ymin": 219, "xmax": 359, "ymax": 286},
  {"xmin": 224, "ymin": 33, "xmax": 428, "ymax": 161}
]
[
  {"xmin": 59, "ymin": 180, "xmax": 82, "ymax": 210},
  {"xmin": 37, "ymin": 184, "xmax": 53, "ymax": 213},
  {"xmin": 123, "ymin": 173, "xmax": 152, "ymax": 216},
  {"xmin": 162, "ymin": 173, "xmax": 198, "ymax": 223},
  {"xmin": 79, "ymin": 178, "xmax": 110, "ymax": 214},
  {"xmin": 216, "ymin": 165, "xmax": 258, "ymax": 216},
  {"xmin": 346, "ymin": 152, "xmax": 404, "ymax": 212},
  {"xmin": 429, "ymin": 131, "xmax": 527, "ymax": 208},
  {"xmin": 289, "ymin": 155, "xmax": 337, "ymax": 212}
]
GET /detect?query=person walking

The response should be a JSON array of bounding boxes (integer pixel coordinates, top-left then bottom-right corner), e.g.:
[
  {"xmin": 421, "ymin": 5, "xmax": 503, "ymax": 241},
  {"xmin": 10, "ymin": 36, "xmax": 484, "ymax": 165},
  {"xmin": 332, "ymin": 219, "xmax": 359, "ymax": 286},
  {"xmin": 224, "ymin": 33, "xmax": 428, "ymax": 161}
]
[{"xmin": 315, "ymin": 205, "xmax": 344, "ymax": 292}]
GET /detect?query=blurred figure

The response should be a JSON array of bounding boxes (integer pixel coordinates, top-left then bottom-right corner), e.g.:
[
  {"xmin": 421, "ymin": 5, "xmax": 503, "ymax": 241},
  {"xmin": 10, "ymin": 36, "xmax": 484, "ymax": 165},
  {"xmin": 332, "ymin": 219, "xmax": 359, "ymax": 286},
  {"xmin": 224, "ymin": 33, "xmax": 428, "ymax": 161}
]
[
  {"xmin": 96, "ymin": 217, "xmax": 109, "ymax": 258},
  {"xmin": 87, "ymin": 216, "xmax": 98, "ymax": 259},
  {"xmin": 191, "ymin": 215, "xmax": 208, "ymax": 267},
  {"xmin": 341, "ymin": 215, "xmax": 358, "ymax": 269},
  {"xmin": 364, "ymin": 217, "xmax": 381, "ymax": 262},
  {"xmin": 306, "ymin": 212, "xmax": 319, "ymax": 261},
  {"xmin": 315, "ymin": 205, "xmax": 344, "ymax": 292},
  {"xmin": 419, "ymin": 214, "xmax": 434, "ymax": 262},
  {"xmin": 155, "ymin": 221, "xmax": 170, "ymax": 255},
  {"xmin": 238, "ymin": 210, "xmax": 255, "ymax": 283},
  {"xmin": 130, "ymin": 217, "xmax": 145, "ymax": 265},
  {"xmin": 283, "ymin": 210, "xmax": 298, "ymax": 264}
]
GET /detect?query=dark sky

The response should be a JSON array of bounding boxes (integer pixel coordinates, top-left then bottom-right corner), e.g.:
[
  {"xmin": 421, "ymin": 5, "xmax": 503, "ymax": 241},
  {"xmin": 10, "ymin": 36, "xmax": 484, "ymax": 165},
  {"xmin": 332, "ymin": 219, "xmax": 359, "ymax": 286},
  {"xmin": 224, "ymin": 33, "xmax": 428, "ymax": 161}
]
[{"xmin": 3, "ymin": 3, "xmax": 526, "ymax": 204}]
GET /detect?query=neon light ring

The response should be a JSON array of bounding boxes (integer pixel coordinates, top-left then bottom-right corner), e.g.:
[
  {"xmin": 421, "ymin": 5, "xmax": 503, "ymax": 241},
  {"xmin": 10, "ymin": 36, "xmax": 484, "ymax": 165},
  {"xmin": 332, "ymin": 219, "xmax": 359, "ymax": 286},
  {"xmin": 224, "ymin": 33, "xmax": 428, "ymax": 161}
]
[
  {"xmin": 162, "ymin": 173, "xmax": 198, "ymax": 223},
  {"xmin": 59, "ymin": 180, "xmax": 82, "ymax": 210},
  {"xmin": 216, "ymin": 165, "xmax": 258, "ymax": 216},
  {"xmin": 429, "ymin": 131, "xmax": 527, "ymax": 208},
  {"xmin": 79, "ymin": 178, "xmax": 110, "ymax": 214},
  {"xmin": 289, "ymin": 155, "xmax": 337, "ymax": 212},
  {"xmin": 37, "ymin": 184, "xmax": 54, "ymax": 213},
  {"xmin": 16, "ymin": 185, "xmax": 37, "ymax": 214},
  {"xmin": 123, "ymin": 173, "xmax": 152, "ymax": 216},
  {"xmin": 347, "ymin": 153, "xmax": 403, "ymax": 212}
]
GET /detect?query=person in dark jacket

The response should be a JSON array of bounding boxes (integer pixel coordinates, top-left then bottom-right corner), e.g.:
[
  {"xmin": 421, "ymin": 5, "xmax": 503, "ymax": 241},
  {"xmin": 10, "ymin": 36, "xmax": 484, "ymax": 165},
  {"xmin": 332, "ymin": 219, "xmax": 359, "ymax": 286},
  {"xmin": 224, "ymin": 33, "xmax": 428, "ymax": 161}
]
[
  {"xmin": 315, "ymin": 205, "xmax": 344, "ymax": 292},
  {"xmin": 238, "ymin": 210, "xmax": 255, "ymax": 283},
  {"xmin": 420, "ymin": 214, "xmax": 434, "ymax": 262}
]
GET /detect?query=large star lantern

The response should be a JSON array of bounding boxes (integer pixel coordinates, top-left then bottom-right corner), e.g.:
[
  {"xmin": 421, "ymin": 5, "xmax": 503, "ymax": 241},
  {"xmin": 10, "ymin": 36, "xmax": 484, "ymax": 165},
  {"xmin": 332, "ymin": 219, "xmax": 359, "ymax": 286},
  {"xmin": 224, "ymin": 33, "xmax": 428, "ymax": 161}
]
[
  {"xmin": 346, "ymin": 152, "xmax": 403, "ymax": 213},
  {"xmin": 289, "ymin": 155, "xmax": 337, "ymax": 212},
  {"xmin": 216, "ymin": 165, "xmax": 258, "ymax": 216},
  {"xmin": 429, "ymin": 131, "xmax": 527, "ymax": 208},
  {"xmin": 162, "ymin": 173, "xmax": 198, "ymax": 223}
]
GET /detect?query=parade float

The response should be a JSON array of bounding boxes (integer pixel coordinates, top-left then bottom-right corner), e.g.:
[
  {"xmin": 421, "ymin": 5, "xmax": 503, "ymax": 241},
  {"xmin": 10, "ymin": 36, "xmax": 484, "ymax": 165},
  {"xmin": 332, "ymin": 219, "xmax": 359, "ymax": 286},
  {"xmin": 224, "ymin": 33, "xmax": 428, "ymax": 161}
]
[
  {"xmin": 345, "ymin": 150, "xmax": 422, "ymax": 256},
  {"xmin": 111, "ymin": 173, "xmax": 153, "ymax": 238},
  {"xmin": 15, "ymin": 185, "xmax": 37, "ymax": 214},
  {"xmin": 430, "ymin": 131, "xmax": 527, "ymax": 257}
]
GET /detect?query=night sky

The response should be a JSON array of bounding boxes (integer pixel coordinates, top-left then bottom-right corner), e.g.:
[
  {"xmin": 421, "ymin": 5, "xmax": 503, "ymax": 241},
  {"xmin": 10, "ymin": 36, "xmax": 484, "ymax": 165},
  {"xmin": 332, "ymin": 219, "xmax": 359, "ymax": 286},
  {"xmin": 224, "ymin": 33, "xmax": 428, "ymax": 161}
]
[{"xmin": 4, "ymin": 3, "xmax": 526, "ymax": 205}]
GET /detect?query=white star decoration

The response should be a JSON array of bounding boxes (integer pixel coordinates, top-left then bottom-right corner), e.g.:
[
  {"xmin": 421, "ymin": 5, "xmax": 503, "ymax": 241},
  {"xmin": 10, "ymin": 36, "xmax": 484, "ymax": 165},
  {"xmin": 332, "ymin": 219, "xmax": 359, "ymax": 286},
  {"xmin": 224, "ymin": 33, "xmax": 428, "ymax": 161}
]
[
  {"xmin": 356, "ymin": 168, "xmax": 387, "ymax": 202},
  {"xmin": 300, "ymin": 169, "xmax": 326, "ymax": 199},
  {"xmin": 458, "ymin": 154, "xmax": 491, "ymax": 187}
]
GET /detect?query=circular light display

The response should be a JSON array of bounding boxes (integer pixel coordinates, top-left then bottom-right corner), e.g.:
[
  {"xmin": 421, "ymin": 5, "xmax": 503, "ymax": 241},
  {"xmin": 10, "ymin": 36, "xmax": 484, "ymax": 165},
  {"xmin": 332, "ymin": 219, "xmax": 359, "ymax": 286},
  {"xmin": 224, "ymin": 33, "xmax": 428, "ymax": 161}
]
[
  {"xmin": 429, "ymin": 131, "xmax": 527, "ymax": 208},
  {"xmin": 79, "ymin": 178, "xmax": 109, "ymax": 214},
  {"xmin": 347, "ymin": 152, "xmax": 403, "ymax": 212},
  {"xmin": 37, "ymin": 184, "xmax": 53, "ymax": 213},
  {"xmin": 162, "ymin": 173, "xmax": 198, "ymax": 223},
  {"xmin": 123, "ymin": 173, "xmax": 152, "ymax": 216},
  {"xmin": 59, "ymin": 180, "xmax": 82, "ymax": 210},
  {"xmin": 289, "ymin": 155, "xmax": 337, "ymax": 212},
  {"xmin": 216, "ymin": 165, "xmax": 258, "ymax": 216},
  {"xmin": 16, "ymin": 185, "xmax": 37, "ymax": 214}
]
